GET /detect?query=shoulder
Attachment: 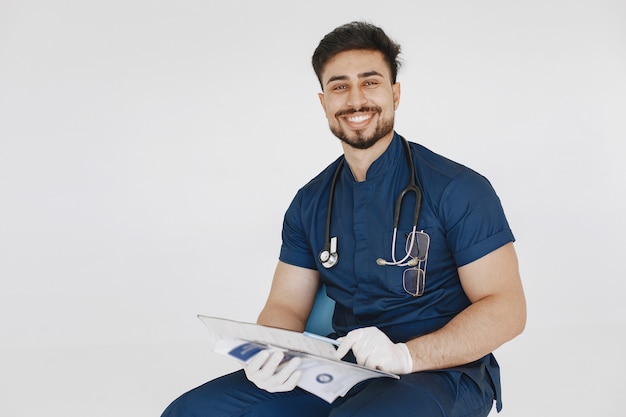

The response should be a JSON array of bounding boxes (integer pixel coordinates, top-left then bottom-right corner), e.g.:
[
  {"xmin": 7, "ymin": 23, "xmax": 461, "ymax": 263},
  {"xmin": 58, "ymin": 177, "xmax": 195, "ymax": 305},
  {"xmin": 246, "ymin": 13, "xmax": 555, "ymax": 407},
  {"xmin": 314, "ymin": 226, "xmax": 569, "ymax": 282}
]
[
  {"xmin": 407, "ymin": 141, "xmax": 513, "ymax": 264},
  {"xmin": 407, "ymin": 140, "xmax": 507, "ymax": 225},
  {"xmin": 292, "ymin": 155, "xmax": 344, "ymax": 203},
  {"xmin": 408, "ymin": 141, "xmax": 491, "ymax": 197}
]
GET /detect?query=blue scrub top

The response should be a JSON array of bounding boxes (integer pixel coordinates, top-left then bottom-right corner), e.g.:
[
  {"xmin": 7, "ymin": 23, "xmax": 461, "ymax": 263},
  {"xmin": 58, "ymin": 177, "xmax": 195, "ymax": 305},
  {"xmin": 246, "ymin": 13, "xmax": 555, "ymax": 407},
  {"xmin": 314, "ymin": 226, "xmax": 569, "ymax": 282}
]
[{"xmin": 280, "ymin": 132, "xmax": 514, "ymax": 343}]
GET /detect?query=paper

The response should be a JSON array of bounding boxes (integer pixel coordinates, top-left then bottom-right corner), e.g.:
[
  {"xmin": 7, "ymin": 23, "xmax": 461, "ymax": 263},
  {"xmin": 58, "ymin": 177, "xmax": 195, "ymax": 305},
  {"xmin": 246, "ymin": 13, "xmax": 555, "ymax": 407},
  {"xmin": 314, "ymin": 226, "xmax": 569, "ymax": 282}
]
[
  {"xmin": 197, "ymin": 315, "xmax": 337, "ymax": 359},
  {"xmin": 198, "ymin": 315, "xmax": 399, "ymax": 403}
]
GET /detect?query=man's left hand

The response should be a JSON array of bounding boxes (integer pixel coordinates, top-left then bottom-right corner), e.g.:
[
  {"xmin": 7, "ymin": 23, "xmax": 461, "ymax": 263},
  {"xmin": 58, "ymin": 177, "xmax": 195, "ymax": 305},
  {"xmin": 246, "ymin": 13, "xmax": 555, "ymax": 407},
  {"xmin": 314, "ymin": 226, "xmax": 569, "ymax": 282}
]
[{"xmin": 335, "ymin": 327, "xmax": 413, "ymax": 374}]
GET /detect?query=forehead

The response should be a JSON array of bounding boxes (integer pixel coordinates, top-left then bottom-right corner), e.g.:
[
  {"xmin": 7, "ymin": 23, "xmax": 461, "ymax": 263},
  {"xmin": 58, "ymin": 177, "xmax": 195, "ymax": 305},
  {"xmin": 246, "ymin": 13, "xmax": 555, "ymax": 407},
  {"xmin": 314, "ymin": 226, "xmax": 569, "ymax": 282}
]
[{"xmin": 321, "ymin": 49, "xmax": 391, "ymax": 85}]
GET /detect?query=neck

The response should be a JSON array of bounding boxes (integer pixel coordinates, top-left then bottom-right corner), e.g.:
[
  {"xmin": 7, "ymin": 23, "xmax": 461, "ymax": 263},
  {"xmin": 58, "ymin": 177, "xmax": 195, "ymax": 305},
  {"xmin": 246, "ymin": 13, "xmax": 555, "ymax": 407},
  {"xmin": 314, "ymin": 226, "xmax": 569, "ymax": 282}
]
[{"xmin": 342, "ymin": 133, "xmax": 394, "ymax": 182}]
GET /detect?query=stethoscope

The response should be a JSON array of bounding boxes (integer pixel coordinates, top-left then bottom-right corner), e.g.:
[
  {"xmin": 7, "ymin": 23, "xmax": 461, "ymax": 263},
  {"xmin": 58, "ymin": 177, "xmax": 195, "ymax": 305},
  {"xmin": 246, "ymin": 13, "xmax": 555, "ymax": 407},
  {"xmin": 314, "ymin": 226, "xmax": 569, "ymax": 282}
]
[{"xmin": 318, "ymin": 137, "xmax": 422, "ymax": 269}]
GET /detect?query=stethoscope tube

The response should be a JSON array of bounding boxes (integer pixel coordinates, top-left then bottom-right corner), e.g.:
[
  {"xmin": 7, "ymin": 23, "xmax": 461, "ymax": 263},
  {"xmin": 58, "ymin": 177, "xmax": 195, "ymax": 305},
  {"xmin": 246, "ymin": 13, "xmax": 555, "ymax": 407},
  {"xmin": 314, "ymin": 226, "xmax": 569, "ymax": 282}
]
[
  {"xmin": 378, "ymin": 138, "xmax": 422, "ymax": 267},
  {"xmin": 319, "ymin": 158, "xmax": 344, "ymax": 269},
  {"xmin": 319, "ymin": 137, "xmax": 422, "ymax": 269}
]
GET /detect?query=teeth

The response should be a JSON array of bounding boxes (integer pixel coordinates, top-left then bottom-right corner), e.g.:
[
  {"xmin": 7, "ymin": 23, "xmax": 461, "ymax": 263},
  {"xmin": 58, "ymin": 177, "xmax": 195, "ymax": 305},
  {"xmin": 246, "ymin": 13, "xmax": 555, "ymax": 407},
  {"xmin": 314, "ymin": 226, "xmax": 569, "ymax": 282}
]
[{"xmin": 346, "ymin": 114, "xmax": 371, "ymax": 123}]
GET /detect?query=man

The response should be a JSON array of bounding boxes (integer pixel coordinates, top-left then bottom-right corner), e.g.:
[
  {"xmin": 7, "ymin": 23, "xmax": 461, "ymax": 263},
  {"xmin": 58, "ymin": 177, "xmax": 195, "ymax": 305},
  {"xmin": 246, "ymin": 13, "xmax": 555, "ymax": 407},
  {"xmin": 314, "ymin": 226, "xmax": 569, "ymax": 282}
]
[{"xmin": 162, "ymin": 21, "xmax": 526, "ymax": 417}]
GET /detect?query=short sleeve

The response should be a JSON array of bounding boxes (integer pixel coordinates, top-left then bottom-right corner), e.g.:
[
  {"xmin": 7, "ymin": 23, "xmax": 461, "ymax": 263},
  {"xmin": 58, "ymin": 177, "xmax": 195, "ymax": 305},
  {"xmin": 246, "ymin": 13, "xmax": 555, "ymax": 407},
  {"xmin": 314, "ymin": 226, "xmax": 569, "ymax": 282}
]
[
  {"xmin": 279, "ymin": 191, "xmax": 318, "ymax": 270},
  {"xmin": 440, "ymin": 171, "xmax": 515, "ymax": 267}
]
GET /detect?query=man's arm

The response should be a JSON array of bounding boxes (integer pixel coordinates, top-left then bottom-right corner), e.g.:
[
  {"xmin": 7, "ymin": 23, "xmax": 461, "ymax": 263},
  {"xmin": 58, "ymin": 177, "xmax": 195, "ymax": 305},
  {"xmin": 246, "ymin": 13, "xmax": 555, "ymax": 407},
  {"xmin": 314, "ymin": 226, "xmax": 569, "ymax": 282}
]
[
  {"xmin": 406, "ymin": 242, "xmax": 526, "ymax": 372},
  {"xmin": 257, "ymin": 261, "xmax": 320, "ymax": 332},
  {"xmin": 242, "ymin": 261, "xmax": 319, "ymax": 393}
]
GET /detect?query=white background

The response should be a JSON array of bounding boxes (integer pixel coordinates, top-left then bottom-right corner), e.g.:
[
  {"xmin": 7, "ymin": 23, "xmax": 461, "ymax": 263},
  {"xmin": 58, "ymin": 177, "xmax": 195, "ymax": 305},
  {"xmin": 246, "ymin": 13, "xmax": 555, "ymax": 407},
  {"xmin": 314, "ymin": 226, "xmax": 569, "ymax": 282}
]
[{"xmin": 1, "ymin": 0, "xmax": 625, "ymax": 416}]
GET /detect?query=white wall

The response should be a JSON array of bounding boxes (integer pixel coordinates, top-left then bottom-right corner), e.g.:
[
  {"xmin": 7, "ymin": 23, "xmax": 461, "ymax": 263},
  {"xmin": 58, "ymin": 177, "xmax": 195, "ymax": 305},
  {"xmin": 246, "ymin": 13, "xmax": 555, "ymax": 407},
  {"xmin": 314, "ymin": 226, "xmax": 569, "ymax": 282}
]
[{"xmin": 1, "ymin": 1, "xmax": 625, "ymax": 416}]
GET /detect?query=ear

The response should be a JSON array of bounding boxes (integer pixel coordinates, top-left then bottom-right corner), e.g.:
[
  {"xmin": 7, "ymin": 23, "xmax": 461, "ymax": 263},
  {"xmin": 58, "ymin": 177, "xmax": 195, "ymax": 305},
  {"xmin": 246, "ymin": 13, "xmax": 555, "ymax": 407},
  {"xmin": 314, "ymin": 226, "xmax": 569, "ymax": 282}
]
[
  {"xmin": 318, "ymin": 92, "xmax": 325, "ymax": 110},
  {"xmin": 392, "ymin": 82, "xmax": 401, "ymax": 110}
]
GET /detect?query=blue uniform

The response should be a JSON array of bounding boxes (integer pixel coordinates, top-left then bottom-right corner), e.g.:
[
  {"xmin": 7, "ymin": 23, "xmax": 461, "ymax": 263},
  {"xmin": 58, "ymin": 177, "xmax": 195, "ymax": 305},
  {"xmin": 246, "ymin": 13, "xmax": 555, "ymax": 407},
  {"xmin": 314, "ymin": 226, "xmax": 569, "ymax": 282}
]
[
  {"xmin": 161, "ymin": 133, "xmax": 513, "ymax": 416},
  {"xmin": 281, "ymin": 133, "xmax": 513, "ymax": 344}
]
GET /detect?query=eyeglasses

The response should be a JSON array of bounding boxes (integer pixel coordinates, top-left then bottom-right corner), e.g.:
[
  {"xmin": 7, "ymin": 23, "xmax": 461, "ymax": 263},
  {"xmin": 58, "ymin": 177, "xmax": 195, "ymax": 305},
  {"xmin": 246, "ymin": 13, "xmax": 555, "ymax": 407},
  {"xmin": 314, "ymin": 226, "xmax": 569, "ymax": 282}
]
[{"xmin": 402, "ymin": 231, "xmax": 430, "ymax": 296}]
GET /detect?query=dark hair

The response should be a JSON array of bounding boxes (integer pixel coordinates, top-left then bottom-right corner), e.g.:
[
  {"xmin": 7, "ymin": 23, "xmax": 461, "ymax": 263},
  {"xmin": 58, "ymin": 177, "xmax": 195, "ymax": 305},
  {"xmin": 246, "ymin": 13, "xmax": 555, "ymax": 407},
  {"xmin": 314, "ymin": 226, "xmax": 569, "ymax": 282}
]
[{"xmin": 312, "ymin": 21, "xmax": 402, "ymax": 88}]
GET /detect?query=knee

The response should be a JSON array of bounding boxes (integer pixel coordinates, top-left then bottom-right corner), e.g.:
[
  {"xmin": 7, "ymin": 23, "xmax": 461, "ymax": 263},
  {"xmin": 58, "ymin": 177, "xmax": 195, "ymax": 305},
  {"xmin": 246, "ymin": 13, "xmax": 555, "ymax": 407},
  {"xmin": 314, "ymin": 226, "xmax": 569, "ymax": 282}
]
[{"xmin": 160, "ymin": 385, "xmax": 209, "ymax": 417}]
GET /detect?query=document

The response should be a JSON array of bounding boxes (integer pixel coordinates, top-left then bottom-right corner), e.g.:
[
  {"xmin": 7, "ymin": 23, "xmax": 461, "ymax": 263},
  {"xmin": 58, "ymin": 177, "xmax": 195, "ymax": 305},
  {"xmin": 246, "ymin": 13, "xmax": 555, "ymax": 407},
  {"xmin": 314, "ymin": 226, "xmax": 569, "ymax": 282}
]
[{"xmin": 197, "ymin": 315, "xmax": 399, "ymax": 403}]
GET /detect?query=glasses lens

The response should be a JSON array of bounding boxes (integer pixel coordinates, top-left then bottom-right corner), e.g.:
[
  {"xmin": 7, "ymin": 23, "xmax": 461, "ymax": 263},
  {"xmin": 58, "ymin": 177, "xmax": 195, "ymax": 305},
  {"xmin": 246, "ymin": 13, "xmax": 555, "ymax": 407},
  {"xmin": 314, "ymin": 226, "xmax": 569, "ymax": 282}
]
[
  {"xmin": 403, "ymin": 267, "xmax": 425, "ymax": 296},
  {"xmin": 406, "ymin": 231, "xmax": 430, "ymax": 260}
]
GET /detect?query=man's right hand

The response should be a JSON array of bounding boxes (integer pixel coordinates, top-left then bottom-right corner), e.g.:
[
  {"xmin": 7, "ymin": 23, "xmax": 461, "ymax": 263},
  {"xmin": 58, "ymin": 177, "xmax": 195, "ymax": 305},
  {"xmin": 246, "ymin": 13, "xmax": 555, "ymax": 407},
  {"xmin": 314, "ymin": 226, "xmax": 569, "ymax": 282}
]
[{"xmin": 243, "ymin": 350, "xmax": 302, "ymax": 393}]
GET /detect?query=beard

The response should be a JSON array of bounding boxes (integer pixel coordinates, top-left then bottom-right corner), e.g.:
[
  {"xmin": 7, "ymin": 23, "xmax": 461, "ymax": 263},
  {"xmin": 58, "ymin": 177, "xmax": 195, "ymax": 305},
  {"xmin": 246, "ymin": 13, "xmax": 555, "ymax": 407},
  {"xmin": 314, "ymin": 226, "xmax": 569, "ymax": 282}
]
[{"xmin": 329, "ymin": 106, "xmax": 395, "ymax": 150}]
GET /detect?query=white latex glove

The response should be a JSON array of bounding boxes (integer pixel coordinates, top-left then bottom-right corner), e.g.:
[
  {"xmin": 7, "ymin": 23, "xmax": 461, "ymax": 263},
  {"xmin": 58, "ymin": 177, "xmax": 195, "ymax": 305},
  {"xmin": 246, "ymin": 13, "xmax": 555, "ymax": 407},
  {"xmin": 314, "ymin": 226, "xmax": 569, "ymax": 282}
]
[
  {"xmin": 243, "ymin": 350, "xmax": 302, "ymax": 393},
  {"xmin": 335, "ymin": 327, "xmax": 413, "ymax": 374}
]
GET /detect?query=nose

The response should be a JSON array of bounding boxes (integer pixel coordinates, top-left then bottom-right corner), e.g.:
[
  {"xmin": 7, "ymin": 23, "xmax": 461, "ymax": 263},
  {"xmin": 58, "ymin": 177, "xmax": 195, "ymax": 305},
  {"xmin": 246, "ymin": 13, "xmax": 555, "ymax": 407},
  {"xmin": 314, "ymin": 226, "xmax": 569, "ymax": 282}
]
[{"xmin": 346, "ymin": 86, "xmax": 367, "ymax": 108}]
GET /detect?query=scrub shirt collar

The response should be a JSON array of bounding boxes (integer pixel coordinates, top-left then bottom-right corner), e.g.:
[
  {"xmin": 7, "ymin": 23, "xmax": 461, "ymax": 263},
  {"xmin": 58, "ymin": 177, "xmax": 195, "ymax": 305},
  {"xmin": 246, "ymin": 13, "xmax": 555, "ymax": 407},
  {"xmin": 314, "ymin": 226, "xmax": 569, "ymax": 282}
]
[{"xmin": 342, "ymin": 132, "xmax": 404, "ymax": 182}]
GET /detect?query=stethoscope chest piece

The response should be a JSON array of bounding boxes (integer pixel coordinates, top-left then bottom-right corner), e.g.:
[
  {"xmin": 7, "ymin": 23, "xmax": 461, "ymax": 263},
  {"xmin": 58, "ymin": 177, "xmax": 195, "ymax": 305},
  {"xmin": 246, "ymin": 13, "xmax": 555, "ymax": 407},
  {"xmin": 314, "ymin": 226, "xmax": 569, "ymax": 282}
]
[{"xmin": 319, "ymin": 236, "xmax": 338, "ymax": 269}]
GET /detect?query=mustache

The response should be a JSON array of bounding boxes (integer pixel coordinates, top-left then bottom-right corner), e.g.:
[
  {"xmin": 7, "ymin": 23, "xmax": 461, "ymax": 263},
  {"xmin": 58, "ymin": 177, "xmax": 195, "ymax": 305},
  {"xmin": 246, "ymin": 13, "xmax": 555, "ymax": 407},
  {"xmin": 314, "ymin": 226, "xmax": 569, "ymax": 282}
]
[{"xmin": 335, "ymin": 106, "xmax": 382, "ymax": 118}]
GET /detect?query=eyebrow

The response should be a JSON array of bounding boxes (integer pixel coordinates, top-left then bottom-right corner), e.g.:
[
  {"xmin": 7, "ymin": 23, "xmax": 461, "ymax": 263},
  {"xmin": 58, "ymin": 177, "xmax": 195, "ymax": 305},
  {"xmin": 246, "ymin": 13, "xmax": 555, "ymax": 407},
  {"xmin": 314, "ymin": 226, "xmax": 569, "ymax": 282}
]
[{"xmin": 325, "ymin": 70, "xmax": 385, "ymax": 86}]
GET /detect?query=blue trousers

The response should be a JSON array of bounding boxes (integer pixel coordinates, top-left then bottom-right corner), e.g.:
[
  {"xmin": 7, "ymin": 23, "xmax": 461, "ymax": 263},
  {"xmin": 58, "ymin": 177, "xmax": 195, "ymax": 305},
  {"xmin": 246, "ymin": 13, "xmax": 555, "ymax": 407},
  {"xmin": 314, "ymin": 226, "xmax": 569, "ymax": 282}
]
[{"xmin": 161, "ymin": 368, "xmax": 496, "ymax": 417}]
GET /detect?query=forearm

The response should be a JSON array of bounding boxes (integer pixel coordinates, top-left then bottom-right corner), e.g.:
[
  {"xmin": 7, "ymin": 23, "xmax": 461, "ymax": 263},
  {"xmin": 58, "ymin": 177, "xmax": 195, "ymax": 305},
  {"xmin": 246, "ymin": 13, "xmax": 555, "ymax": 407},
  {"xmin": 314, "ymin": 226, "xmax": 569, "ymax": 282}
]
[
  {"xmin": 406, "ymin": 293, "xmax": 526, "ymax": 372},
  {"xmin": 257, "ymin": 303, "xmax": 308, "ymax": 332},
  {"xmin": 256, "ymin": 262, "xmax": 320, "ymax": 332}
]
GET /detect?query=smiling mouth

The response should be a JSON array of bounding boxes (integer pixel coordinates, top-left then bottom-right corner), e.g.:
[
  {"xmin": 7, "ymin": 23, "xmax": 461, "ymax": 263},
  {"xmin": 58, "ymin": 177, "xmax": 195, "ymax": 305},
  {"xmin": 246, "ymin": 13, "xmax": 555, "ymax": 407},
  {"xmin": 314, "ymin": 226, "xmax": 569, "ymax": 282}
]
[
  {"xmin": 336, "ymin": 106, "xmax": 381, "ymax": 127},
  {"xmin": 345, "ymin": 114, "xmax": 373, "ymax": 124}
]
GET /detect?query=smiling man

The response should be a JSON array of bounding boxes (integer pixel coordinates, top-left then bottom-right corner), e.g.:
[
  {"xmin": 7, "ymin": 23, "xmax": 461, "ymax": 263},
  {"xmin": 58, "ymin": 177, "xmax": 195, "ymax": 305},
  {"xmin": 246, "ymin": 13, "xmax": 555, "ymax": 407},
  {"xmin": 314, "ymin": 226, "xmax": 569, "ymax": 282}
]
[
  {"xmin": 161, "ymin": 21, "xmax": 526, "ymax": 417},
  {"xmin": 320, "ymin": 50, "xmax": 398, "ymax": 153}
]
